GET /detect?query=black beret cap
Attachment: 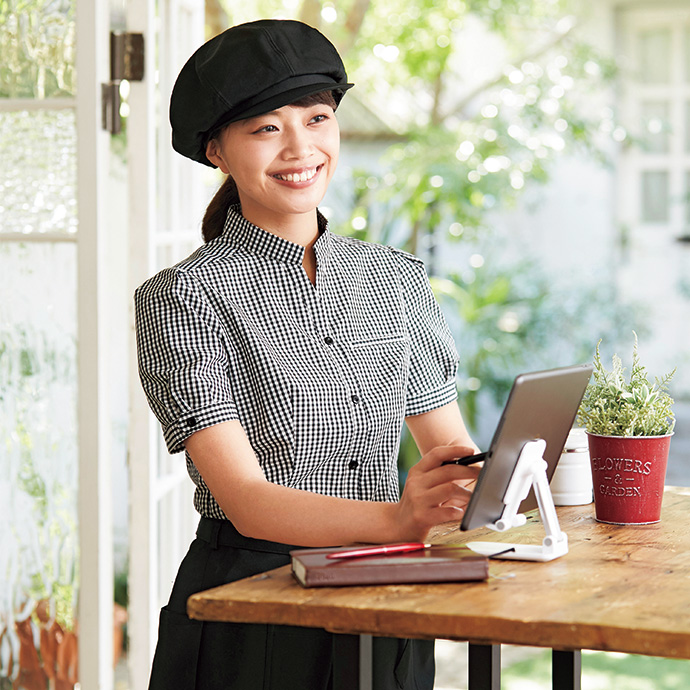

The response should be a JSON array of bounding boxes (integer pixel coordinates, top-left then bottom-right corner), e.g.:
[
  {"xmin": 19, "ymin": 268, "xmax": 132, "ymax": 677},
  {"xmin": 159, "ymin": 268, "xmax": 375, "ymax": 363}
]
[{"xmin": 170, "ymin": 19, "xmax": 354, "ymax": 166}]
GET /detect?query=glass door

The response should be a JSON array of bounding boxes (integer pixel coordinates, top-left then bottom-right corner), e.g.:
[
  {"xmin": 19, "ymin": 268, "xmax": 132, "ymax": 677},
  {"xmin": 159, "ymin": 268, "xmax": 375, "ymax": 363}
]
[{"xmin": 0, "ymin": 0, "xmax": 115, "ymax": 688}]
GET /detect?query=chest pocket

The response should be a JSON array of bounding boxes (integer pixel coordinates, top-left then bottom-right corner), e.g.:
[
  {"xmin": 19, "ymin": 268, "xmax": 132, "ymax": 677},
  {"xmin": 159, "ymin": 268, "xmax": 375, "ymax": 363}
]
[{"xmin": 348, "ymin": 335, "xmax": 411, "ymax": 416}]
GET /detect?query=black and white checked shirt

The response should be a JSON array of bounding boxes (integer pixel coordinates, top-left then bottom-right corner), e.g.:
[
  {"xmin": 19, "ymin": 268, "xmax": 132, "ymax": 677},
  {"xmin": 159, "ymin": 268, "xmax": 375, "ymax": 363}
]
[{"xmin": 135, "ymin": 206, "xmax": 459, "ymax": 519}]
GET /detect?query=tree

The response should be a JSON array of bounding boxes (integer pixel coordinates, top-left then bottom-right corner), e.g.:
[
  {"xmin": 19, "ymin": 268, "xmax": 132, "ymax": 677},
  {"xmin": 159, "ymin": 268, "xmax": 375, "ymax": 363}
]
[
  {"xmin": 216, "ymin": 1, "xmax": 615, "ymax": 256},
  {"xmin": 326, "ymin": 0, "xmax": 615, "ymax": 254}
]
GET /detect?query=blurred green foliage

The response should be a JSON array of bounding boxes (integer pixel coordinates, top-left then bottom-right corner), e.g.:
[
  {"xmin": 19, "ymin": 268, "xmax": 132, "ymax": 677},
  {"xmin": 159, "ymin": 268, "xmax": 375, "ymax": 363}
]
[
  {"xmin": 332, "ymin": 0, "xmax": 618, "ymax": 252},
  {"xmin": 0, "ymin": 0, "xmax": 76, "ymax": 98},
  {"xmin": 503, "ymin": 648, "xmax": 690, "ymax": 690}
]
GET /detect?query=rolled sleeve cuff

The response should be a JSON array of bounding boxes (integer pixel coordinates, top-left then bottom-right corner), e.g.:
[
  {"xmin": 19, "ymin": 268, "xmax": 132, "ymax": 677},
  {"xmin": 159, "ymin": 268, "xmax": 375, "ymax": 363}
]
[
  {"xmin": 405, "ymin": 379, "xmax": 458, "ymax": 417},
  {"xmin": 163, "ymin": 401, "xmax": 239, "ymax": 454}
]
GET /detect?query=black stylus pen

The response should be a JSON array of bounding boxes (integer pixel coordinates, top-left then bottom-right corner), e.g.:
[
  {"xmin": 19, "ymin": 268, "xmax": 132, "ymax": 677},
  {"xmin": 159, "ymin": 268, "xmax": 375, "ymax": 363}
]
[{"xmin": 441, "ymin": 452, "xmax": 487, "ymax": 466}]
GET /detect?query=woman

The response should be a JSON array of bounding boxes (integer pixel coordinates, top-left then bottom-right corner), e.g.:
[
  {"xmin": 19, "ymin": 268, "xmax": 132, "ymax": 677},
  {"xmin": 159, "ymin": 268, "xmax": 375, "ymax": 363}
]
[{"xmin": 135, "ymin": 18, "xmax": 480, "ymax": 690}]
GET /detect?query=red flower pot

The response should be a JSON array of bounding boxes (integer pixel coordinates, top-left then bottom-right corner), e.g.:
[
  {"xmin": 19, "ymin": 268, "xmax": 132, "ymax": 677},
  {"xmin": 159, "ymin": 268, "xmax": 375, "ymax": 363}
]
[{"xmin": 587, "ymin": 433, "xmax": 672, "ymax": 524}]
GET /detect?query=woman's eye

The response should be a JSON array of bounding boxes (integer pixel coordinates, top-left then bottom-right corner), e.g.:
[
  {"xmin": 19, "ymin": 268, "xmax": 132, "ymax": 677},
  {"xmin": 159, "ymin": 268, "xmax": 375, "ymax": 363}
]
[
  {"xmin": 310, "ymin": 114, "xmax": 329, "ymax": 124},
  {"xmin": 255, "ymin": 124, "xmax": 278, "ymax": 133}
]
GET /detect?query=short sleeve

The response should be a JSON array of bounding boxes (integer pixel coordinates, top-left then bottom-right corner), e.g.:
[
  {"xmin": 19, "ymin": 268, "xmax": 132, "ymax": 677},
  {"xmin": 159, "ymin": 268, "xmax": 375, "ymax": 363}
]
[
  {"xmin": 394, "ymin": 250, "xmax": 459, "ymax": 416},
  {"xmin": 134, "ymin": 268, "xmax": 238, "ymax": 454}
]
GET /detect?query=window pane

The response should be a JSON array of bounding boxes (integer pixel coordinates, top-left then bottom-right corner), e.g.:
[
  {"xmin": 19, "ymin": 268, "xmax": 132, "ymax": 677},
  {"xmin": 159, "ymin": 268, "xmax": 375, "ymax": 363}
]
[
  {"xmin": 0, "ymin": 242, "xmax": 78, "ymax": 677},
  {"xmin": 641, "ymin": 171, "xmax": 669, "ymax": 223},
  {"xmin": 0, "ymin": 109, "xmax": 78, "ymax": 236},
  {"xmin": 641, "ymin": 101, "xmax": 670, "ymax": 153},
  {"xmin": 0, "ymin": 1, "xmax": 76, "ymax": 98},
  {"xmin": 157, "ymin": 244, "xmax": 173, "ymax": 270},
  {"xmin": 638, "ymin": 29, "xmax": 671, "ymax": 84}
]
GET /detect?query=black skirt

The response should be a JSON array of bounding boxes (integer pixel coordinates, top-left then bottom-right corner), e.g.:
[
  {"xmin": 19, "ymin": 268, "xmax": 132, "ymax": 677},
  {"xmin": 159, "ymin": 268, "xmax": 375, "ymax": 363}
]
[{"xmin": 148, "ymin": 517, "xmax": 435, "ymax": 690}]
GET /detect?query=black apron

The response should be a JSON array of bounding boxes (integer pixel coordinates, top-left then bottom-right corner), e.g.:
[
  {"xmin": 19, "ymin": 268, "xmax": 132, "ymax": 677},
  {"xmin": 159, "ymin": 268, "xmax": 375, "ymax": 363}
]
[{"xmin": 148, "ymin": 517, "xmax": 435, "ymax": 690}]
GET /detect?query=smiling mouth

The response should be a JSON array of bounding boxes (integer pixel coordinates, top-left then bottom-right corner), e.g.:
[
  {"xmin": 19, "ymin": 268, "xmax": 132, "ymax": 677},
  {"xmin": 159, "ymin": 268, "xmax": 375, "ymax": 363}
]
[{"xmin": 272, "ymin": 166, "xmax": 321, "ymax": 183}]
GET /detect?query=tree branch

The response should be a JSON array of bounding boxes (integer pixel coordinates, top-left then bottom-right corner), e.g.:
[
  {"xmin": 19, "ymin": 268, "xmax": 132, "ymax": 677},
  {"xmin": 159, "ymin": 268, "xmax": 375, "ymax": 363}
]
[
  {"xmin": 431, "ymin": 68, "xmax": 445, "ymax": 127},
  {"xmin": 443, "ymin": 21, "xmax": 578, "ymax": 121},
  {"xmin": 298, "ymin": 0, "xmax": 323, "ymax": 30},
  {"xmin": 338, "ymin": 0, "xmax": 371, "ymax": 56},
  {"xmin": 206, "ymin": 0, "xmax": 229, "ymax": 37}
]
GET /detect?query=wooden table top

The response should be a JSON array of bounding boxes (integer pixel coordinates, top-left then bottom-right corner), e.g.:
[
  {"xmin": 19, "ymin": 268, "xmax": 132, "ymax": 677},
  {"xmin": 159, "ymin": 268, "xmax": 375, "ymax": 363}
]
[{"xmin": 188, "ymin": 486, "xmax": 690, "ymax": 658}]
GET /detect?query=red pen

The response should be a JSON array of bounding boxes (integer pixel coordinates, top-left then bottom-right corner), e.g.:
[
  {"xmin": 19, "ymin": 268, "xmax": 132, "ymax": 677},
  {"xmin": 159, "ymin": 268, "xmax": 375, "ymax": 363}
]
[{"xmin": 326, "ymin": 543, "xmax": 432, "ymax": 560}]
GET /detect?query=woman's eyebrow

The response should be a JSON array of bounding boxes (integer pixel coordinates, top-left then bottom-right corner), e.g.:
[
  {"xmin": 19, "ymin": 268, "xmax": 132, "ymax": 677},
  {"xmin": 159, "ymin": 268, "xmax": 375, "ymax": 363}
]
[{"xmin": 244, "ymin": 110, "xmax": 279, "ymax": 123}]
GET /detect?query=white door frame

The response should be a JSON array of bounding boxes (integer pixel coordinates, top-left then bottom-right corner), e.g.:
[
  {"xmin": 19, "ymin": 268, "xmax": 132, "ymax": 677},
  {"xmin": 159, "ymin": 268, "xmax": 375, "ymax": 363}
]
[
  {"xmin": 126, "ymin": 2, "xmax": 205, "ymax": 689},
  {"xmin": 126, "ymin": 0, "xmax": 160, "ymax": 685},
  {"xmin": 76, "ymin": 0, "xmax": 114, "ymax": 687}
]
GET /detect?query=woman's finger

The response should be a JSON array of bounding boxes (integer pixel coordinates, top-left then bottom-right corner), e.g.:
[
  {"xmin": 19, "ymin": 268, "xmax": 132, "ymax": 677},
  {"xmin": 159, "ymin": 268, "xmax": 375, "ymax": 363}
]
[
  {"xmin": 409, "ymin": 462, "xmax": 481, "ymax": 491},
  {"xmin": 416, "ymin": 481, "xmax": 474, "ymax": 511},
  {"xmin": 415, "ymin": 444, "xmax": 478, "ymax": 470}
]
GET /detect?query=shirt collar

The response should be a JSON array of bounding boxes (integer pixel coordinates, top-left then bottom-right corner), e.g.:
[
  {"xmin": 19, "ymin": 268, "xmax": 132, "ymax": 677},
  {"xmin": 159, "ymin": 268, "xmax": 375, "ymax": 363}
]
[{"xmin": 222, "ymin": 205, "xmax": 332, "ymax": 266}]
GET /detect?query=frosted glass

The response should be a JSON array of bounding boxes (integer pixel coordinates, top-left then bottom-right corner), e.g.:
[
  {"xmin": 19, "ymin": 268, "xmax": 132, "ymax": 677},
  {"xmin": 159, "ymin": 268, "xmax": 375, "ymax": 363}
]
[
  {"xmin": 641, "ymin": 171, "xmax": 669, "ymax": 223},
  {"xmin": 0, "ymin": 109, "xmax": 78, "ymax": 236},
  {"xmin": 0, "ymin": 242, "xmax": 78, "ymax": 678},
  {"xmin": 0, "ymin": 1, "xmax": 76, "ymax": 98},
  {"xmin": 638, "ymin": 29, "xmax": 670, "ymax": 84},
  {"xmin": 640, "ymin": 101, "xmax": 670, "ymax": 154}
]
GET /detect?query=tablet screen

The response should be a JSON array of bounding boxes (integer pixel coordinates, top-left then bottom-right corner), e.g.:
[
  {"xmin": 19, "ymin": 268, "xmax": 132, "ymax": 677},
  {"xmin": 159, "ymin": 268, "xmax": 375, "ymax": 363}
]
[{"xmin": 461, "ymin": 363, "xmax": 593, "ymax": 531}]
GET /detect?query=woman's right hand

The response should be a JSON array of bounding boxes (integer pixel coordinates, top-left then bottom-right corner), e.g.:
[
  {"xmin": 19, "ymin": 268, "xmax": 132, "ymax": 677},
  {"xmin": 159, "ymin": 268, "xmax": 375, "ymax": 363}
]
[{"xmin": 393, "ymin": 444, "xmax": 482, "ymax": 542}]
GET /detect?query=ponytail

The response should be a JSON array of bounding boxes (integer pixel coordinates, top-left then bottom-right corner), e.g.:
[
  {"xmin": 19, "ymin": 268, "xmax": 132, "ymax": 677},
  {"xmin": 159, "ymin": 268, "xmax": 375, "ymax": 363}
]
[{"xmin": 201, "ymin": 175, "xmax": 239, "ymax": 243}]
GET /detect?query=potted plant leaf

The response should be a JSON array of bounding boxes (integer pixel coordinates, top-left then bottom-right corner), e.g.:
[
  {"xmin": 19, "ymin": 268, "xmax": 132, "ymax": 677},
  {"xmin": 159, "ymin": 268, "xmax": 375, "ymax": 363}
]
[{"xmin": 577, "ymin": 333, "xmax": 675, "ymax": 524}]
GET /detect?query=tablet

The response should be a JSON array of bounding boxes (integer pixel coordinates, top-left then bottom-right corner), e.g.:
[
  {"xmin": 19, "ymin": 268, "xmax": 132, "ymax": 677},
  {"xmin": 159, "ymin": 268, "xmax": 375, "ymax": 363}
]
[{"xmin": 460, "ymin": 363, "xmax": 593, "ymax": 532}]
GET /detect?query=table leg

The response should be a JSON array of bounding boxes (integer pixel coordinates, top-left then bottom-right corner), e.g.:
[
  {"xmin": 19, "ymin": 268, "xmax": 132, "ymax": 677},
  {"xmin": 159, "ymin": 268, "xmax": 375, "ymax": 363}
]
[
  {"xmin": 552, "ymin": 649, "xmax": 581, "ymax": 690},
  {"xmin": 359, "ymin": 634, "xmax": 373, "ymax": 690},
  {"xmin": 468, "ymin": 643, "xmax": 501, "ymax": 690}
]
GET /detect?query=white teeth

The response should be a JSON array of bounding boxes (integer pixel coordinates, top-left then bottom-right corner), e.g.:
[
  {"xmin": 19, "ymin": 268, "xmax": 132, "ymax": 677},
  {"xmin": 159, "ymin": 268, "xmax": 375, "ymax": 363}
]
[{"xmin": 275, "ymin": 168, "xmax": 317, "ymax": 182}]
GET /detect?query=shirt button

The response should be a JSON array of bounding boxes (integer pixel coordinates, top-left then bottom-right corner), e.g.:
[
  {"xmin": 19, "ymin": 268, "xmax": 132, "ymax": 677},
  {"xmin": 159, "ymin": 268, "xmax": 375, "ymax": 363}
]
[
  {"xmin": 324, "ymin": 336, "xmax": 334, "ymax": 345},
  {"xmin": 348, "ymin": 460, "xmax": 359, "ymax": 470},
  {"xmin": 351, "ymin": 394, "xmax": 360, "ymax": 404},
  {"xmin": 186, "ymin": 416, "xmax": 197, "ymax": 428}
]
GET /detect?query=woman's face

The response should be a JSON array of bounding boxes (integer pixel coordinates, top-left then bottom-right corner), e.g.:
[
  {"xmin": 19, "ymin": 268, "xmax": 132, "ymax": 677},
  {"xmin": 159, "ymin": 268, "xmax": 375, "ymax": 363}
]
[{"xmin": 205, "ymin": 101, "xmax": 340, "ymax": 231}]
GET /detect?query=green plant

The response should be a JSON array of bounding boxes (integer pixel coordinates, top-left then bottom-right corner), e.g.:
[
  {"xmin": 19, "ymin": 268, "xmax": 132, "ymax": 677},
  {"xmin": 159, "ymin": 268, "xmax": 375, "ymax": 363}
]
[{"xmin": 578, "ymin": 333, "xmax": 675, "ymax": 437}]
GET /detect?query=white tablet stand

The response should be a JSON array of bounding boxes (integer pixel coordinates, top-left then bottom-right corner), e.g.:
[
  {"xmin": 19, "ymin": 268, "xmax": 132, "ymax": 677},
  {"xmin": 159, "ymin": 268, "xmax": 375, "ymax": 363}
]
[{"xmin": 466, "ymin": 439, "xmax": 569, "ymax": 562}]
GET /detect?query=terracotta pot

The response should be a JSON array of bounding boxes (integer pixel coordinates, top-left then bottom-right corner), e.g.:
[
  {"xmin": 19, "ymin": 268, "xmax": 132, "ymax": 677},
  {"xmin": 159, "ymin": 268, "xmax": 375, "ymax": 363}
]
[
  {"xmin": 587, "ymin": 433, "xmax": 672, "ymax": 524},
  {"xmin": 113, "ymin": 602, "xmax": 128, "ymax": 667},
  {"xmin": 14, "ymin": 617, "xmax": 47, "ymax": 690},
  {"xmin": 9, "ymin": 600, "xmax": 128, "ymax": 690}
]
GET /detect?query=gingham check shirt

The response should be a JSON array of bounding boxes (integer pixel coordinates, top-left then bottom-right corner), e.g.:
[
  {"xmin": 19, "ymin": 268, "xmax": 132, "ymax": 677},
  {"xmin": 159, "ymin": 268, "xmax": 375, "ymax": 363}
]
[{"xmin": 135, "ymin": 206, "xmax": 459, "ymax": 519}]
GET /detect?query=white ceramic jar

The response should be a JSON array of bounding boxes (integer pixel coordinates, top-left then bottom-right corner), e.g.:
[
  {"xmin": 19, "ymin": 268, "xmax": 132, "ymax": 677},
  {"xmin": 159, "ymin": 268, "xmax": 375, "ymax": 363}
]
[{"xmin": 550, "ymin": 427, "xmax": 593, "ymax": 506}]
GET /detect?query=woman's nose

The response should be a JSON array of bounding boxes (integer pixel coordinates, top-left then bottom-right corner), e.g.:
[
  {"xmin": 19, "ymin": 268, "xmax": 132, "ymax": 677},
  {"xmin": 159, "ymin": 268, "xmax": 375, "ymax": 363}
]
[{"xmin": 282, "ymin": 126, "xmax": 313, "ymax": 159}]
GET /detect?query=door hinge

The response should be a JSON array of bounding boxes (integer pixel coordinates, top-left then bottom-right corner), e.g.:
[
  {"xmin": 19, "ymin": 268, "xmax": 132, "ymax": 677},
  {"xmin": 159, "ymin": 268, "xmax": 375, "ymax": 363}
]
[
  {"xmin": 102, "ymin": 32, "xmax": 145, "ymax": 134},
  {"xmin": 111, "ymin": 32, "xmax": 145, "ymax": 82}
]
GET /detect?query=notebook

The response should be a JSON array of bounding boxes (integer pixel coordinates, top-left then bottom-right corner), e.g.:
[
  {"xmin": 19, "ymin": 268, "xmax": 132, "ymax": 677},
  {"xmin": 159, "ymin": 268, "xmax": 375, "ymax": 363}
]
[{"xmin": 290, "ymin": 545, "xmax": 489, "ymax": 587}]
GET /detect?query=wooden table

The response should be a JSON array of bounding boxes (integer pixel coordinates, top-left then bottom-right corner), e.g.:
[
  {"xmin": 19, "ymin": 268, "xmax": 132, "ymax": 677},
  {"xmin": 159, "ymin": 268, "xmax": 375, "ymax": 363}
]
[{"xmin": 188, "ymin": 487, "xmax": 690, "ymax": 689}]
